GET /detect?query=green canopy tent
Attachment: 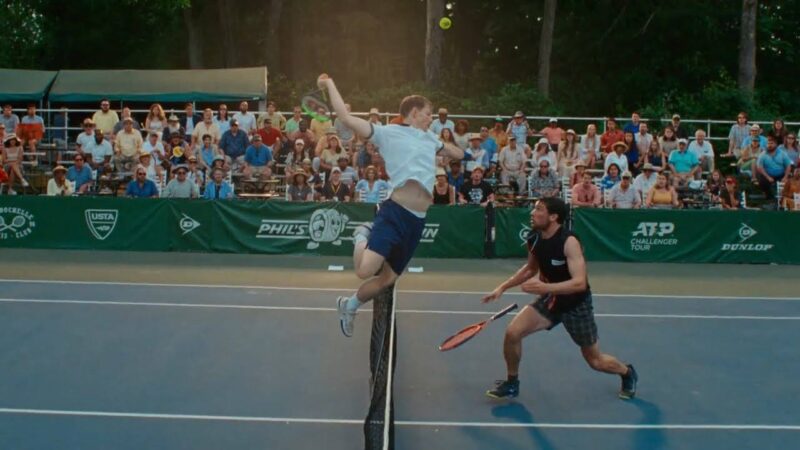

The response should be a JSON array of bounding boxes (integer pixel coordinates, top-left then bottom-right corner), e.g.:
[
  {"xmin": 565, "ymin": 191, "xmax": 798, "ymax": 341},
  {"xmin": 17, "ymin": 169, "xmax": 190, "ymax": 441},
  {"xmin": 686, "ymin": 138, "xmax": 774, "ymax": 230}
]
[
  {"xmin": 48, "ymin": 66, "xmax": 268, "ymax": 103},
  {"xmin": 0, "ymin": 69, "xmax": 58, "ymax": 102}
]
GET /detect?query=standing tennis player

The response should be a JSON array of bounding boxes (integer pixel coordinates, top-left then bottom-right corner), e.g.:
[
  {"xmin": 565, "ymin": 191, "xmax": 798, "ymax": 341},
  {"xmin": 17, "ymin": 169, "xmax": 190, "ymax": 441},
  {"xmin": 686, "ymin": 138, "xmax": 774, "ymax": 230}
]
[
  {"xmin": 482, "ymin": 197, "xmax": 638, "ymax": 399},
  {"xmin": 316, "ymin": 74, "xmax": 464, "ymax": 337}
]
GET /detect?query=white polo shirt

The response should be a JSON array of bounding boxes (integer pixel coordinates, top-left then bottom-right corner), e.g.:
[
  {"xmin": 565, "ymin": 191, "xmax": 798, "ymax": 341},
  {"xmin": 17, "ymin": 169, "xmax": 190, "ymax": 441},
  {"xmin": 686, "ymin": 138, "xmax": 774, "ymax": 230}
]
[{"xmin": 368, "ymin": 123, "xmax": 442, "ymax": 195}]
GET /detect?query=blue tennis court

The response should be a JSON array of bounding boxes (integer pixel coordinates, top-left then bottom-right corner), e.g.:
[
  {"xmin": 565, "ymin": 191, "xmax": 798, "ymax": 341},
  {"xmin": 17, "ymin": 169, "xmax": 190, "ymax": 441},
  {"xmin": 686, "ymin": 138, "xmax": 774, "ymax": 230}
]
[{"xmin": 0, "ymin": 278, "xmax": 798, "ymax": 449}]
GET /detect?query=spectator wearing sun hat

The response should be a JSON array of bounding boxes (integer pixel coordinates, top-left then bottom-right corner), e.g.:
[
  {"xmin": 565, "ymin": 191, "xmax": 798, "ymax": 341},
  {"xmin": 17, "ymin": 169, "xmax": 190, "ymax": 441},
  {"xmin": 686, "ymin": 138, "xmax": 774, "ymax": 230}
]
[
  {"xmin": 287, "ymin": 170, "xmax": 313, "ymax": 202},
  {"xmin": 162, "ymin": 164, "xmax": 200, "ymax": 198},
  {"xmin": 506, "ymin": 111, "xmax": 534, "ymax": 145},
  {"xmin": 113, "ymin": 117, "xmax": 143, "ymax": 172},
  {"xmin": 367, "ymin": 107, "xmax": 383, "ymax": 127},
  {"xmin": 47, "ymin": 165, "xmax": 74, "ymax": 196},
  {"xmin": 604, "ymin": 141, "xmax": 630, "ymax": 175},
  {"xmin": 138, "ymin": 150, "xmax": 164, "ymax": 185},
  {"xmin": 465, "ymin": 133, "xmax": 490, "ymax": 175},
  {"xmin": 530, "ymin": 137, "xmax": 557, "ymax": 172},
  {"xmin": 540, "ymin": 118, "xmax": 564, "ymax": 152},
  {"xmin": 433, "ymin": 166, "xmax": 456, "ymax": 205},
  {"xmin": 431, "ymin": 107, "xmax": 455, "ymax": 135}
]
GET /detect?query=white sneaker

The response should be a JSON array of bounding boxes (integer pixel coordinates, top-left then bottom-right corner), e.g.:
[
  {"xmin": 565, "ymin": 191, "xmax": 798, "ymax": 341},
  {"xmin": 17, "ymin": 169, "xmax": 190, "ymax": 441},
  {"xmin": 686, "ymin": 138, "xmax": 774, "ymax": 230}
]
[
  {"xmin": 337, "ymin": 296, "xmax": 356, "ymax": 337},
  {"xmin": 8, "ymin": 189, "xmax": 17, "ymax": 196},
  {"xmin": 352, "ymin": 223, "xmax": 373, "ymax": 244},
  {"xmin": 21, "ymin": 179, "xmax": 29, "ymax": 187}
]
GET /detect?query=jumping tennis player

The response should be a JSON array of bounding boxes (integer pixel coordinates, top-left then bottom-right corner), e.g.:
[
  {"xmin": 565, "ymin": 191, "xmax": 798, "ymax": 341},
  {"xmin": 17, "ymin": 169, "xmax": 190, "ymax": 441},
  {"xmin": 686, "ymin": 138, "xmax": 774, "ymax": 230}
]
[
  {"xmin": 316, "ymin": 74, "xmax": 464, "ymax": 337},
  {"xmin": 482, "ymin": 197, "xmax": 638, "ymax": 399}
]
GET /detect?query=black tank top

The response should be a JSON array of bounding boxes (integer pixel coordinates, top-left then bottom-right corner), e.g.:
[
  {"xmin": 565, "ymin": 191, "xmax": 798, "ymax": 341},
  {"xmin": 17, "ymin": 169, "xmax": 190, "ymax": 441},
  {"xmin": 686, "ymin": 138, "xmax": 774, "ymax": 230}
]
[
  {"xmin": 432, "ymin": 185, "xmax": 451, "ymax": 205},
  {"xmin": 527, "ymin": 226, "xmax": 590, "ymax": 312}
]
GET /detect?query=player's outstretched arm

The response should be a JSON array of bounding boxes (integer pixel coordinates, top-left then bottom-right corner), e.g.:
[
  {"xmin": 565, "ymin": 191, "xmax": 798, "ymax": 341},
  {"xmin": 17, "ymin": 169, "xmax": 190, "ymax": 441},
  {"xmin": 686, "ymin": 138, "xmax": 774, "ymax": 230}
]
[
  {"xmin": 317, "ymin": 74, "xmax": 371, "ymax": 139},
  {"xmin": 482, "ymin": 252, "xmax": 538, "ymax": 303},
  {"xmin": 440, "ymin": 141, "xmax": 465, "ymax": 160}
]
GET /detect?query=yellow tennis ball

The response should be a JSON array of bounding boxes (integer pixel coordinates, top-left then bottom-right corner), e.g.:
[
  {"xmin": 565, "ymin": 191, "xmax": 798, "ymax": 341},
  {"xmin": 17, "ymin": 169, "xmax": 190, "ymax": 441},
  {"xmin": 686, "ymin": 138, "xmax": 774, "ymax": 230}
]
[{"xmin": 439, "ymin": 17, "xmax": 452, "ymax": 30}]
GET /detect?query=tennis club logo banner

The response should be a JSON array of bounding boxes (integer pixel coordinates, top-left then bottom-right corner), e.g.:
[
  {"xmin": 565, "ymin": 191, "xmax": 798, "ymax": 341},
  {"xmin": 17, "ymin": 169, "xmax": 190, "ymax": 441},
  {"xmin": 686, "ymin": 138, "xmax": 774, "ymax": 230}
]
[
  {"xmin": 0, "ymin": 207, "xmax": 36, "ymax": 240},
  {"xmin": 630, "ymin": 221, "xmax": 677, "ymax": 251},
  {"xmin": 256, "ymin": 207, "xmax": 440, "ymax": 250},
  {"xmin": 85, "ymin": 209, "xmax": 118, "ymax": 241}
]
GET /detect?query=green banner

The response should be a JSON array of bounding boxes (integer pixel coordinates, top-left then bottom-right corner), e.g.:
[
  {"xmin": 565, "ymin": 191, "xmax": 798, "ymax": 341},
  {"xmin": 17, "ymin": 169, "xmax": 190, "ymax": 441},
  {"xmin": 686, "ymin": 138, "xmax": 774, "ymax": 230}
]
[
  {"xmin": 494, "ymin": 207, "xmax": 531, "ymax": 258},
  {"xmin": 0, "ymin": 198, "xmax": 486, "ymax": 259},
  {"xmin": 0, "ymin": 197, "xmax": 170, "ymax": 251},
  {"xmin": 573, "ymin": 208, "xmax": 800, "ymax": 264}
]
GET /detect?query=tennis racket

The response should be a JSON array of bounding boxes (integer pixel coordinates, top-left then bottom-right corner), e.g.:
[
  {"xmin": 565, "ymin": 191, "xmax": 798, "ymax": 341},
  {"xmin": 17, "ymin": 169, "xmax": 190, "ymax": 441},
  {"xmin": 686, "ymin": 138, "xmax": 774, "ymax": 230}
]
[
  {"xmin": 301, "ymin": 88, "xmax": 331, "ymax": 123},
  {"xmin": 439, "ymin": 303, "xmax": 518, "ymax": 351}
]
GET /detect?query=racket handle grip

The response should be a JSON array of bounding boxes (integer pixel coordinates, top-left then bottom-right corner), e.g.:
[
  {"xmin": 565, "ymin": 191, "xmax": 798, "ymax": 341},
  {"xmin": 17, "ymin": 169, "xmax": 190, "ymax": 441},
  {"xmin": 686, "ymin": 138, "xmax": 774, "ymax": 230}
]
[{"xmin": 490, "ymin": 303, "xmax": 518, "ymax": 321}]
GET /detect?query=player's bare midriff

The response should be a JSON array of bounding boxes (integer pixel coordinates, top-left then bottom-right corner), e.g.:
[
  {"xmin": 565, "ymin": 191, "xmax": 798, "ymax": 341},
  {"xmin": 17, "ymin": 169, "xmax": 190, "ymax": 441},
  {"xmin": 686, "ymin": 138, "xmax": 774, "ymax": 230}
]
[{"xmin": 391, "ymin": 180, "xmax": 433, "ymax": 214}]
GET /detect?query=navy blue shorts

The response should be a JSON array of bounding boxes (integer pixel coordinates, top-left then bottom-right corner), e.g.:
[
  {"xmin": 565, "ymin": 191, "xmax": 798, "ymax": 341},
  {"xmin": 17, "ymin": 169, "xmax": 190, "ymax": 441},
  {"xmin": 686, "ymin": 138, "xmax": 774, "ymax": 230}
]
[{"xmin": 367, "ymin": 199, "xmax": 426, "ymax": 275}]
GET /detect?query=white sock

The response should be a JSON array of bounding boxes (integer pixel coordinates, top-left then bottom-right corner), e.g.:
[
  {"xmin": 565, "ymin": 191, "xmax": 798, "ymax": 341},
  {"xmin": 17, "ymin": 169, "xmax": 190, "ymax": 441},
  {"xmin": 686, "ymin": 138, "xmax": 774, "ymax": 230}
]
[{"xmin": 346, "ymin": 294, "xmax": 362, "ymax": 312}]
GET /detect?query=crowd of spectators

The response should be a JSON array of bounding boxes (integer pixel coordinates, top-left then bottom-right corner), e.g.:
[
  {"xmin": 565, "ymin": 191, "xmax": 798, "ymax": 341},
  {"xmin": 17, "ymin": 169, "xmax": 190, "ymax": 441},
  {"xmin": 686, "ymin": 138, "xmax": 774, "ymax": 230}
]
[{"xmin": 0, "ymin": 100, "xmax": 798, "ymax": 210}]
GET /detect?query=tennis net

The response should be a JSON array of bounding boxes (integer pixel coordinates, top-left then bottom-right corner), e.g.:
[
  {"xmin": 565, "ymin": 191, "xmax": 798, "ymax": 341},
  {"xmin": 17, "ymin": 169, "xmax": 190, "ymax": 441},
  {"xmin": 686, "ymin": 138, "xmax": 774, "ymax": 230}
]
[{"xmin": 364, "ymin": 283, "xmax": 397, "ymax": 450}]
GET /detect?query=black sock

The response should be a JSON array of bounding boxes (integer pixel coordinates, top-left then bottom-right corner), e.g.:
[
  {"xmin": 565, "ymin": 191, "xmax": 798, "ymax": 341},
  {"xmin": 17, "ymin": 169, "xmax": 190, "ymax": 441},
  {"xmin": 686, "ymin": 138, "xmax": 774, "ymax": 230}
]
[{"xmin": 508, "ymin": 374, "xmax": 518, "ymax": 383}]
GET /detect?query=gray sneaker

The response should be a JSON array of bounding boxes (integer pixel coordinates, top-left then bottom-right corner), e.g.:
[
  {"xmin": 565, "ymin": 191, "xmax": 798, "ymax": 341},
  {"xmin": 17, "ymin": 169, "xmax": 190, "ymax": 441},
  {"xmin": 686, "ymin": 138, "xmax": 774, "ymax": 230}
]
[{"xmin": 337, "ymin": 296, "xmax": 356, "ymax": 337}]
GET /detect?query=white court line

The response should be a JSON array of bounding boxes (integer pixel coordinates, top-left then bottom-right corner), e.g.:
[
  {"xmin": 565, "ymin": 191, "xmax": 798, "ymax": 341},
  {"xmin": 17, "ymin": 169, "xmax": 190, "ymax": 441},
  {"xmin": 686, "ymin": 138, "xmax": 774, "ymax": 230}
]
[
  {"xmin": 0, "ymin": 408, "xmax": 798, "ymax": 431},
  {"xmin": 0, "ymin": 298, "xmax": 798, "ymax": 321},
  {"xmin": 0, "ymin": 278, "xmax": 797, "ymax": 301}
]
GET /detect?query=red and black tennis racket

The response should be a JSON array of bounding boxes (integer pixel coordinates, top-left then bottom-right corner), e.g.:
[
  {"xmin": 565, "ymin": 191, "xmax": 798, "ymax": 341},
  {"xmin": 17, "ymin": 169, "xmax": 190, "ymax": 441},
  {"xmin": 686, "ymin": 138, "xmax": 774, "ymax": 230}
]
[{"xmin": 438, "ymin": 303, "xmax": 518, "ymax": 351}]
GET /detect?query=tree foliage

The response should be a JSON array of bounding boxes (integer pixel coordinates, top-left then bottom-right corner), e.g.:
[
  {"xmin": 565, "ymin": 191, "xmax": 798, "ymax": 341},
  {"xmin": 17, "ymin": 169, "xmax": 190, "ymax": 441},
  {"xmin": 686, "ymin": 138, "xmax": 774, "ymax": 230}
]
[{"xmin": 2, "ymin": 0, "xmax": 799, "ymax": 119}]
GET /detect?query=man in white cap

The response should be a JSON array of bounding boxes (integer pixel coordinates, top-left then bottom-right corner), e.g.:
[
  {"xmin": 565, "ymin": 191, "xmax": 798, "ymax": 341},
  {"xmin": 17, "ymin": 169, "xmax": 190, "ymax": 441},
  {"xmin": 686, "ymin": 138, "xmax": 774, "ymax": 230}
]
[
  {"xmin": 540, "ymin": 118, "xmax": 564, "ymax": 153},
  {"xmin": 668, "ymin": 138, "xmax": 700, "ymax": 187},
  {"xmin": 740, "ymin": 123, "xmax": 767, "ymax": 154},
  {"xmin": 633, "ymin": 163, "xmax": 659, "ymax": 203},
  {"xmin": 608, "ymin": 171, "xmax": 641, "ymax": 209},
  {"xmin": 430, "ymin": 107, "xmax": 454, "ymax": 135}
]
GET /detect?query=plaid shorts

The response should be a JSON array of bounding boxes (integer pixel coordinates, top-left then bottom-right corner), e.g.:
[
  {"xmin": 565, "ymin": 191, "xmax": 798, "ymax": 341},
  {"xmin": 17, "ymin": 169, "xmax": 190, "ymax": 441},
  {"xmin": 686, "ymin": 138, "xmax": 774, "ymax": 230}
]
[{"xmin": 532, "ymin": 293, "xmax": 598, "ymax": 348}]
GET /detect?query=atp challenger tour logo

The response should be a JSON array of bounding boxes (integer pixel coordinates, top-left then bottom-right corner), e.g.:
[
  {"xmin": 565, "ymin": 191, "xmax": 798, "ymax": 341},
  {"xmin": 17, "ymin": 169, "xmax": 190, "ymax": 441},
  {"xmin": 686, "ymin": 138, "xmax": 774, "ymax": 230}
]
[
  {"xmin": 630, "ymin": 222, "xmax": 677, "ymax": 251},
  {"xmin": 0, "ymin": 207, "xmax": 36, "ymax": 240},
  {"xmin": 256, "ymin": 207, "xmax": 440, "ymax": 250},
  {"xmin": 721, "ymin": 223, "xmax": 774, "ymax": 252},
  {"xmin": 85, "ymin": 209, "xmax": 118, "ymax": 240}
]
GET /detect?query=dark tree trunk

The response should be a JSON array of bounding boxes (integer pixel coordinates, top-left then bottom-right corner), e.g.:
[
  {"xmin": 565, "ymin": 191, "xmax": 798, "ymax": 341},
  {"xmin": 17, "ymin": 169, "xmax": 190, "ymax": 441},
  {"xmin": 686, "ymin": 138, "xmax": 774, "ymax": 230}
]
[
  {"xmin": 537, "ymin": 0, "xmax": 557, "ymax": 98},
  {"xmin": 425, "ymin": 0, "xmax": 445, "ymax": 86},
  {"xmin": 264, "ymin": 0, "xmax": 284, "ymax": 72},
  {"xmin": 737, "ymin": 0, "xmax": 757, "ymax": 94},
  {"xmin": 183, "ymin": 5, "xmax": 203, "ymax": 69},
  {"xmin": 217, "ymin": 0, "xmax": 237, "ymax": 67}
]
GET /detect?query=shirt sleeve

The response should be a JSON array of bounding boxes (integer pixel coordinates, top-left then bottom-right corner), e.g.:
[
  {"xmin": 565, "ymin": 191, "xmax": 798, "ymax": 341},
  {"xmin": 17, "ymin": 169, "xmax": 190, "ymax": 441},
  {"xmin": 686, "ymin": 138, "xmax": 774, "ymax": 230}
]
[{"xmin": 368, "ymin": 124, "xmax": 386, "ymax": 149}]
